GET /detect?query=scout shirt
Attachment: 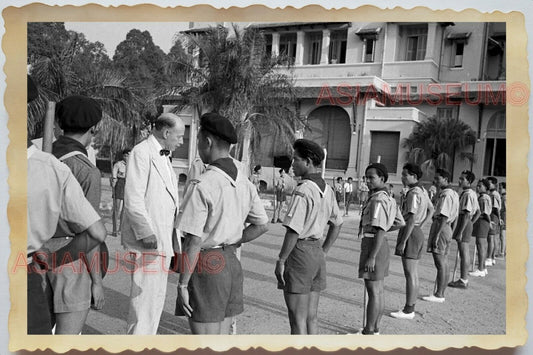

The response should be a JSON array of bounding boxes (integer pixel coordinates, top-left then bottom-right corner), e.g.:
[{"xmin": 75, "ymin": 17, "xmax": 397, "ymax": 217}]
[
  {"xmin": 458, "ymin": 188, "xmax": 480, "ymax": 218},
  {"xmin": 282, "ymin": 174, "xmax": 343, "ymax": 239},
  {"xmin": 112, "ymin": 160, "xmax": 127, "ymax": 180},
  {"xmin": 478, "ymin": 192, "xmax": 493, "ymax": 219},
  {"xmin": 178, "ymin": 158, "xmax": 269, "ymax": 249},
  {"xmin": 27, "ymin": 145, "xmax": 100, "ymax": 254},
  {"xmin": 361, "ymin": 188, "xmax": 400, "ymax": 234},
  {"xmin": 401, "ymin": 185, "xmax": 430, "ymax": 226},
  {"xmin": 490, "ymin": 189, "xmax": 502, "ymax": 214},
  {"xmin": 434, "ymin": 187, "xmax": 460, "ymax": 224}
]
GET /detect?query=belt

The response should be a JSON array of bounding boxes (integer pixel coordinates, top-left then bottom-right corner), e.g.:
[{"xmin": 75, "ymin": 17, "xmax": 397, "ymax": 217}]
[
  {"xmin": 52, "ymin": 236, "xmax": 72, "ymax": 239},
  {"xmin": 201, "ymin": 242, "xmax": 239, "ymax": 251},
  {"xmin": 298, "ymin": 237, "xmax": 320, "ymax": 242},
  {"xmin": 363, "ymin": 233, "xmax": 376, "ymax": 238}
]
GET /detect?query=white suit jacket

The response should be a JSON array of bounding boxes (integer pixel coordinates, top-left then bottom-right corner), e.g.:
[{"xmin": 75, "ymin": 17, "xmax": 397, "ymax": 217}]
[{"xmin": 121, "ymin": 135, "xmax": 180, "ymax": 256}]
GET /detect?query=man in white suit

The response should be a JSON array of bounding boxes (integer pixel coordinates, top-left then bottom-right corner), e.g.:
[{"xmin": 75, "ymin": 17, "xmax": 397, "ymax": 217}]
[{"xmin": 121, "ymin": 112, "xmax": 185, "ymax": 334}]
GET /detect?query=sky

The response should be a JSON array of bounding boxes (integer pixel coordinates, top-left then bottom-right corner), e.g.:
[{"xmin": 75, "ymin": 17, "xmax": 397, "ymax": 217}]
[{"xmin": 65, "ymin": 22, "xmax": 191, "ymax": 57}]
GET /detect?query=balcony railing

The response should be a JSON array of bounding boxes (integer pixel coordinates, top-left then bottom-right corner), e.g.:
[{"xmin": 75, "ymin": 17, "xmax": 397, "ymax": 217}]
[
  {"xmin": 367, "ymin": 107, "xmax": 427, "ymax": 122},
  {"xmin": 382, "ymin": 60, "xmax": 439, "ymax": 82}
]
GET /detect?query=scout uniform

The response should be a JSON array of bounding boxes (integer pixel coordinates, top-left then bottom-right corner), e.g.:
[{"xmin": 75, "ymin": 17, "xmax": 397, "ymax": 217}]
[
  {"xmin": 177, "ymin": 113, "xmax": 269, "ymax": 323},
  {"xmin": 27, "ymin": 145, "xmax": 101, "ymax": 333},
  {"xmin": 395, "ymin": 184, "xmax": 430, "ymax": 259},
  {"xmin": 359, "ymin": 187, "xmax": 400, "ymax": 280},
  {"xmin": 473, "ymin": 192, "xmax": 492, "ymax": 238},
  {"xmin": 281, "ymin": 174, "xmax": 343, "ymax": 293},
  {"xmin": 112, "ymin": 158, "xmax": 127, "ymax": 200},
  {"xmin": 488, "ymin": 189, "xmax": 502, "ymax": 236},
  {"xmin": 455, "ymin": 188, "xmax": 480, "ymax": 243},
  {"xmin": 427, "ymin": 187, "xmax": 460, "ymax": 255},
  {"xmin": 41, "ymin": 96, "xmax": 103, "ymax": 315}
]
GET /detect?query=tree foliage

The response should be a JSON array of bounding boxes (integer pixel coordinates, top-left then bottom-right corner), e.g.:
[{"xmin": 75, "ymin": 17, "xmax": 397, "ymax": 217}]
[
  {"xmin": 402, "ymin": 115, "xmax": 477, "ymax": 176},
  {"xmin": 173, "ymin": 24, "xmax": 301, "ymax": 171}
]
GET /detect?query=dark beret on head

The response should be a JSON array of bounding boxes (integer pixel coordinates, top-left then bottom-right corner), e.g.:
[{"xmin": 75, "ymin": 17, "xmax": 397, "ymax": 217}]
[
  {"xmin": 27, "ymin": 75, "xmax": 38, "ymax": 103},
  {"xmin": 200, "ymin": 112, "xmax": 238, "ymax": 144},
  {"xmin": 366, "ymin": 163, "xmax": 389, "ymax": 182},
  {"xmin": 56, "ymin": 95, "xmax": 102, "ymax": 131},
  {"xmin": 293, "ymin": 139, "xmax": 325, "ymax": 166}
]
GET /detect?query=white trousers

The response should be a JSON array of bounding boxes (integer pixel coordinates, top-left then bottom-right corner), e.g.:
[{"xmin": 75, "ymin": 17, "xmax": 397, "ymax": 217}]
[{"xmin": 126, "ymin": 252, "xmax": 171, "ymax": 335}]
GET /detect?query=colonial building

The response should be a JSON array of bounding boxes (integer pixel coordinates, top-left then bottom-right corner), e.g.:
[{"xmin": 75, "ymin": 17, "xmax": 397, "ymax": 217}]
[{"xmin": 167, "ymin": 22, "xmax": 506, "ymax": 187}]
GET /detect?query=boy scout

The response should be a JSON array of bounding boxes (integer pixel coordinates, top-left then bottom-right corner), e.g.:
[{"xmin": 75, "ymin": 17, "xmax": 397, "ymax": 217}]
[
  {"xmin": 358, "ymin": 163, "xmax": 404, "ymax": 334},
  {"xmin": 449, "ymin": 170, "xmax": 480, "ymax": 289},
  {"xmin": 486, "ymin": 176, "xmax": 501, "ymax": 266},
  {"xmin": 470, "ymin": 179, "xmax": 492, "ymax": 277},
  {"xmin": 423, "ymin": 168, "xmax": 459, "ymax": 303},
  {"xmin": 176, "ymin": 112, "xmax": 269, "ymax": 334},
  {"xmin": 42, "ymin": 95, "xmax": 105, "ymax": 334},
  {"xmin": 391, "ymin": 163, "xmax": 433, "ymax": 320},
  {"xmin": 26, "ymin": 76, "xmax": 107, "ymax": 334},
  {"xmin": 275, "ymin": 139, "xmax": 343, "ymax": 334}
]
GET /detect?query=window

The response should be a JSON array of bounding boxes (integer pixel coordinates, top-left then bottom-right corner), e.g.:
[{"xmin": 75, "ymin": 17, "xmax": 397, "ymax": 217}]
[
  {"xmin": 329, "ymin": 30, "xmax": 347, "ymax": 64},
  {"xmin": 264, "ymin": 33, "xmax": 272, "ymax": 58},
  {"xmin": 405, "ymin": 25, "xmax": 427, "ymax": 61},
  {"xmin": 307, "ymin": 32, "xmax": 322, "ymax": 65},
  {"xmin": 363, "ymin": 38, "xmax": 375, "ymax": 63},
  {"xmin": 437, "ymin": 107, "xmax": 456, "ymax": 119},
  {"xmin": 279, "ymin": 33, "xmax": 297, "ymax": 65},
  {"xmin": 453, "ymin": 41, "xmax": 465, "ymax": 67},
  {"xmin": 370, "ymin": 131, "xmax": 400, "ymax": 173},
  {"xmin": 483, "ymin": 111, "xmax": 506, "ymax": 176},
  {"xmin": 172, "ymin": 125, "xmax": 190, "ymax": 160}
]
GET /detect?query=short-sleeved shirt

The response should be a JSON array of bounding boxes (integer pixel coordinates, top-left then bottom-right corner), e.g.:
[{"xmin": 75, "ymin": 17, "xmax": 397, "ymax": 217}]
[
  {"xmin": 282, "ymin": 179, "xmax": 343, "ymax": 239},
  {"xmin": 401, "ymin": 185, "xmax": 430, "ymax": 226},
  {"xmin": 112, "ymin": 160, "xmax": 127, "ymax": 179},
  {"xmin": 178, "ymin": 159, "xmax": 269, "ymax": 249},
  {"xmin": 361, "ymin": 189, "xmax": 398, "ymax": 233},
  {"xmin": 478, "ymin": 193, "xmax": 492, "ymax": 218},
  {"xmin": 434, "ymin": 187, "xmax": 460, "ymax": 224},
  {"xmin": 458, "ymin": 188, "xmax": 480, "ymax": 218},
  {"xmin": 27, "ymin": 146, "xmax": 100, "ymax": 254},
  {"xmin": 359, "ymin": 182, "xmax": 369, "ymax": 192},
  {"xmin": 490, "ymin": 190, "xmax": 502, "ymax": 212},
  {"xmin": 344, "ymin": 182, "xmax": 353, "ymax": 193}
]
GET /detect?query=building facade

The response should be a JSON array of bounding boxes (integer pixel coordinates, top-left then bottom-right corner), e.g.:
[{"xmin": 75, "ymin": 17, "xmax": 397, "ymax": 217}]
[{"xmin": 169, "ymin": 21, "xmax": 506, "ymax": 188}]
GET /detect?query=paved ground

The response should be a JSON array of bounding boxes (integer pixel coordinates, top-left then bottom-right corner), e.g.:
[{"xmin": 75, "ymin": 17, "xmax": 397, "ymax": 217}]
[{"xmin": 83, "ymin": 179, "xmax": 506, "ymax": 335}]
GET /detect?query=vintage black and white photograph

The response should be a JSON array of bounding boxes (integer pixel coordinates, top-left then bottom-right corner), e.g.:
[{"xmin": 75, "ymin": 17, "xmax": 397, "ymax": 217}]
[{"xmin": 23, "ymin": 19, "xmax": 510, "ymax": 339}]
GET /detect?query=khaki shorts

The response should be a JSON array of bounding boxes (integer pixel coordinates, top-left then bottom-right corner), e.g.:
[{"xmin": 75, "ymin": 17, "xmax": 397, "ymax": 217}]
[
  {"xmin": 427, "ymin": 222, "xmax": 453, "ymax": 255},
  {"xmin": 283, "ymin": 238, "xmax": 326, "ymax": 294},
  {"xmin": 47, "ymin": 258, "xmax": 92, "ymax": 313},
  {"xmin": 359, "ymin": 236, "xmax": 390, "ymax": 281},
  {"xmin": 396, "ymin": 226, "xmax": 425, "ymax": 260}
]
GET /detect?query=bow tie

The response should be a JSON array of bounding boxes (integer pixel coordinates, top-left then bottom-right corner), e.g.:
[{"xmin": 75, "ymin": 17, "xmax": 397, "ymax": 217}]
[{"xmin": 160, "ymin": 149, "xmax": 170, "ymax": 156}]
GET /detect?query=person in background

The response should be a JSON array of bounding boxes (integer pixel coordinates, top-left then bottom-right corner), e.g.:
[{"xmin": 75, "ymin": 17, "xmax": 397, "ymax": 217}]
[
  {"xmin": 358, "ymin": 176, "xmax": 369, "ymax": 210},
  {"xmin": 496, "ymin": 182, "xmax": 506, "ymax": 259},
  {"xmin": 275, "ymin": 139, "xmax": 343, "ymax": 334},
  {"xmin": 343, "ymin": 177, "xmax": 354, "ymax": 216},
  {"xmin": 111, "ymin": 148, "xmax": 131, "ymax": 236},
  {"xmin": 423, "ymin": 169, "xmax": 459, "ymax": 303},
  {"xmin": 469, "ymin": 179, "xmax": 492, "ymax": 277},
  {"xmin": 357, "ymin": 163, "xmax": 404, "ymax": 334},
  {"xmin": 448, "ymin": 170, "xmax": 480, "ymax": 289},
  {"xmin": 391, "ymin": 163, "xmax": 433, "ymax": 320},
  {"xmin": 428, "ymin": 182, "xmax": 438, "ymax": 205},
  {"xmin": 122, "ymin": 112, "xmax": 185, "ymax": 335},
  {"xmin": 334, "ymin": 177, "xmax": 343, "ymax": 205},
  {"xmin": 273, "ymin": 168, "xmax": 288, "ymax": 223},
  {"xmin": 250, "ymin": 164, "xmax": 262, "ymax": 193},
  {"xmin": 485, "ymin": 177, "xmax": 501, "ymax": 266}
]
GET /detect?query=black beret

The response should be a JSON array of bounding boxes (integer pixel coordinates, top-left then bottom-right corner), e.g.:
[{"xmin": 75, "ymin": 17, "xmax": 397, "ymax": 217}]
[
  {"xmin": 27, "ymin": 75, "xmax": 38, "ymax": 103},
  {"xmin": 366, "ymin": 163, "xmax": 389, "ymax": 182},
  {"xmin": 200, "ymin": 112, "xmax": 238, "ymax": 144},
  {"xmin": 293, "ymin": 139, "xmax": 325, "ymax": 165},
  {"xmin": 56, "ymin": 95, "xmax": 102, "ymax": 131}
]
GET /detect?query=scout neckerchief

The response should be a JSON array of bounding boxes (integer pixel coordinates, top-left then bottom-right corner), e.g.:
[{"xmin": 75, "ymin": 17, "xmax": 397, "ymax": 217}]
[
  {"xmin": 52, "ymin": 135, "xmax": 88, "ymax": 159},
  {"xmin": 210, "ymin": 157, "xmax": 238, "ymax": 181},
  {"xmin": 301, "ymin": 173, "xmax": 326, "ymax": 194}
]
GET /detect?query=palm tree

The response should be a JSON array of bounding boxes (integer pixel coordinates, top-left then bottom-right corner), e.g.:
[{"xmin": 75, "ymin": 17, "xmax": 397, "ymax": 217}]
[
  {"xmin": 402, "ymin": 115, "xmax": 477, "ymax": 177},
  {"xmin": 168, "ymin": 24, "xmax": 302, "ymax": 174}
]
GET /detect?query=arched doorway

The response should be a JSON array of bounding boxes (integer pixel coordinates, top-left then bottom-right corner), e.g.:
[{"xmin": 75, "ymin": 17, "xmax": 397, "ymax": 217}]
[
  {"xmin": 306, "ymin": 106, "xmax": 351, "ymax": 170},
  {"xmin": 483, "ymin": 110, "xmax": 505, "ymax": 177}
]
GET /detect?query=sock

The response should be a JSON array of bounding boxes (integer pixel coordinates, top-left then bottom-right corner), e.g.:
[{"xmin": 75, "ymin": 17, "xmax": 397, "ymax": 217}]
[
  {"xmin": 403, "ymin": 304, "xmax": 415, "ymax": 314},
  {"xmin": 460, "ymin": 278, "xmax": 468, "ymax": 284}
]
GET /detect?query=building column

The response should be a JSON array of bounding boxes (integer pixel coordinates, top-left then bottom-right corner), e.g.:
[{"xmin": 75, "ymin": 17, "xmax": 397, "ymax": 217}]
[
  {"xmin": 295, "ymin": 31, "xmax": 305, "ymax": 65},
  {"xmin": 272, "ymin": 32, "xmax": 280, "ymax": 57},
  {"xmin": 320, "ymin": 29, "xmax": 331, "ymax": 64},
  {"xmin": 425, "ymin": 22, "xmax": 438, "ymax": 61}
]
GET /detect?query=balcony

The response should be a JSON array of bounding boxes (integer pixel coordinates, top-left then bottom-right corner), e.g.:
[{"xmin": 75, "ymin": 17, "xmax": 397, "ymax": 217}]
[
  {"xmin": 276, "ymin": 62, "xmax": 382, "ymax": 86},
  {"xmin": 382, "ymin": 60, "xmax": 439, "ymax": 83},
  {"xmin": 366, "ymin": 106, "xmax": 427, "ymax": 122}
]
